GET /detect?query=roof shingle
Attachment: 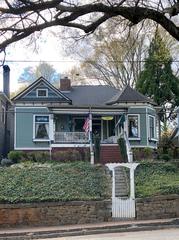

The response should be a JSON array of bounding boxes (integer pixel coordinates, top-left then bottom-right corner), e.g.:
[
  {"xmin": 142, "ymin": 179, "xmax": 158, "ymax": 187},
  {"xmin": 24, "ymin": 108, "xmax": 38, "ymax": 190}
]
[{"xmin": 106, "ymin": 85, "xmax": 157, "ymax": 105}]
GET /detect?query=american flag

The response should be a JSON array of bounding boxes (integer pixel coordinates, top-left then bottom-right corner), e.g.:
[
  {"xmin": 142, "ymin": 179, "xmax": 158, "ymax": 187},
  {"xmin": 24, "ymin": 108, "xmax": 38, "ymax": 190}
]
[{"xmin": 83, "ymin": 117, "xmax": 90, "ymax": 134}]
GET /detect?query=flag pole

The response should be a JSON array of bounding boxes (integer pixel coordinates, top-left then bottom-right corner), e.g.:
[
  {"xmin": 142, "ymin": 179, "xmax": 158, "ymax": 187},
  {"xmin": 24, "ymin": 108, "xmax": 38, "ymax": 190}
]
[{"xmin": 89, "ymin": 107, "xmax": 94, "ymax": 165}]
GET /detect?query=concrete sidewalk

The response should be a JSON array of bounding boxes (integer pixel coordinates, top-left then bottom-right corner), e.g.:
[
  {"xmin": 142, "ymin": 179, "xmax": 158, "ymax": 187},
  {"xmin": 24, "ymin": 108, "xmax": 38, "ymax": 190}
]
[{"xmin": 0, "ymin": 218, "xmax": 179, "ymax": 239}]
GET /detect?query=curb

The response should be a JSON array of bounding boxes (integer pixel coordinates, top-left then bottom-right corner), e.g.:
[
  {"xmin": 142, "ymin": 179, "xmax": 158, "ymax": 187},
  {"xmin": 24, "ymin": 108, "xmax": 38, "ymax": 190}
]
[{"xmin": 1, "ymin": 219, "xmax": 179, "ymax": 239}]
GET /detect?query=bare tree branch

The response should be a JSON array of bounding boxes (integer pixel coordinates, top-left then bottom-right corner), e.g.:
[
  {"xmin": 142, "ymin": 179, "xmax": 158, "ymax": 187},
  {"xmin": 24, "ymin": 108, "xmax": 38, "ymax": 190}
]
[{"xmin": 0, "ymin": 0, "xmax": 179, "ymax": 53}]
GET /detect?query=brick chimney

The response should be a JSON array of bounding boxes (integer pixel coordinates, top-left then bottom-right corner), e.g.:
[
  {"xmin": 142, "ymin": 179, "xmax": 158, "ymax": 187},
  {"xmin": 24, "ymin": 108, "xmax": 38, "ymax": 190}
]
[
  {"xmin": 60, "ymin": 77, "xmax": 71, "ymax": 91},
  {"xmin": 3, "ymin": 65, "xmax": 10, "ymax": 98}
]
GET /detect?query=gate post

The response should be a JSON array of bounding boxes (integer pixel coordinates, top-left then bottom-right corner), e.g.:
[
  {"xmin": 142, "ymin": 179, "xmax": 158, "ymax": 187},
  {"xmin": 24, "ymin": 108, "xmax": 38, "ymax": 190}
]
[
  {"xmin": 112, "ymin": 169, "xmax": 115, "ymax": 200},
  {"xmin": 130, "ymin": 167, "xmax": 135, "ymax": 199}
]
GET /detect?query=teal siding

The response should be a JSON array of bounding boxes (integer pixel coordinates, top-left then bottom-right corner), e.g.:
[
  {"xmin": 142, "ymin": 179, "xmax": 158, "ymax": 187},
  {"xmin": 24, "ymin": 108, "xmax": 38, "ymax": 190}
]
[
  {"xmin": 15, "ymin": 107, "xmax": 50, "ymax": 149},
  {"xmin": 21, "ymin": 83, "xmax": 65, "ymax": 101},
  {"xmin": 128, "ymin": 106, "xmax": 157, "ymax": 148}
]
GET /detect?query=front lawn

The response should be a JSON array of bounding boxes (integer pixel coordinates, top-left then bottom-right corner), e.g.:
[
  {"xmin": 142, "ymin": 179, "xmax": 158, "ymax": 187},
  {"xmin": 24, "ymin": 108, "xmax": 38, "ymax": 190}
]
[
  {"xmin": 0, "ymin": 162, "xmax": 110, "ymax": 203},
  {"xmin": 135, "ymin": 162, "xmax": 179, "ymax": 198}
]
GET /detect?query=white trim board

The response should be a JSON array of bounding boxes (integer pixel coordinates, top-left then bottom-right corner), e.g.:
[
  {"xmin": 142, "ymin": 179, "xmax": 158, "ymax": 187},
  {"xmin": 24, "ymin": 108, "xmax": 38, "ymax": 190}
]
[
  {"xmin": 130, "ymin": 145, "xmax": 157, "ymax": 149},
  {"xmin": 51, "ymin": 144, "xmax": 90, "ymax": 148},
  {"xmin": 14, "ymin": 147, "xmax": 51, "ymax": 150}
]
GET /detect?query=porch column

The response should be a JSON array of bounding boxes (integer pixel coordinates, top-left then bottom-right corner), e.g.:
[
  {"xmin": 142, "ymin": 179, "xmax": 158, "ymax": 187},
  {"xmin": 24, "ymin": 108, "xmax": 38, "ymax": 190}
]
[{"xmin": 89, "ymin": 111, "xmax": 94, "ymax": 165}]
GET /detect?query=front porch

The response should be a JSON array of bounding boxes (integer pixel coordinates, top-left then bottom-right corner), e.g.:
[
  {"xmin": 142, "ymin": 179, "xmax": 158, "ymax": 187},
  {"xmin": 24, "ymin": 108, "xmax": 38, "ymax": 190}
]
[
  {"xmin": 51, "ymin": 113, "xmax": 128, "ymax": 164},
  {"xmin": 53, "ymin": 113, "xmax": 123, "ymax": 144}
]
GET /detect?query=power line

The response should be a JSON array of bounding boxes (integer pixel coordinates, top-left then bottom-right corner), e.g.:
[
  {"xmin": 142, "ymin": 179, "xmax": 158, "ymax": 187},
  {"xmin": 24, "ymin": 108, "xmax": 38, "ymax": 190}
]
[
  {"xmin": 1, "ymin": 60, "xmax": 78, "ymax": 63},
  {"xmin": 2, "ymin": 59, "xmax": 179, "ymax": 63}
]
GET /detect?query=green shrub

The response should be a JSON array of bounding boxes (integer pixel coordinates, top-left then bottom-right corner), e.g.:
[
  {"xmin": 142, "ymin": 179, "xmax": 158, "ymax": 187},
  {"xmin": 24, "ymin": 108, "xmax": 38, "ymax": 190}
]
[
  {"xmin": 8, "ymin": 151, "xmax": 25, "ymax": 163},
  {"xmin": 93, "ymin": 133, "xmax": 101, "ymax": 162},
  {"xmin": 133, "ymin": 147, "xmax": 154, "ymax": 161},
  {"xmin": 32, "ymin": 151, "xmax": 50, "ymax": 163},
  {"xmin": 1, "ymin": 158, "xmax": 13, "ymax": 167},
  {"xmin": 160, "ymin": 153, "xmax": 171, "ymax": 162},
  {"xmin": 52, "ymin": 150, "xmax": 82, "ymax": 162},
  {"xmin": 117, "ymin": 137, "xmax": 127, "ymax": 162}
]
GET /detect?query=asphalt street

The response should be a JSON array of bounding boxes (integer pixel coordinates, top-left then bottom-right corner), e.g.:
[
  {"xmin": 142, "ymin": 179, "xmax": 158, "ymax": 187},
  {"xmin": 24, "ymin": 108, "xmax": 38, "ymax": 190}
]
[{"xmin": 40, "ymin": 228, "xmax": 179, "ymax": 240}]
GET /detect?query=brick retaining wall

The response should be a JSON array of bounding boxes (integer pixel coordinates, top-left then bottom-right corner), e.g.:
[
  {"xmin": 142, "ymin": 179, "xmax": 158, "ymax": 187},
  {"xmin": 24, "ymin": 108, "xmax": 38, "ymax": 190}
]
[
  {"xmin": 136, "ymin": 195, "xmax": 179, "ymax": 220},
  {"xmin": 0, "ymin": 200, "xmax": 111, "ymax": 228}
]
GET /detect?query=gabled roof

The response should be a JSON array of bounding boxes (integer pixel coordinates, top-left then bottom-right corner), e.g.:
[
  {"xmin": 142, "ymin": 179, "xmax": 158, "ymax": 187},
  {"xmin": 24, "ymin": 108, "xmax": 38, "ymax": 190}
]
[
  {"xmin": 106, "ymin": 85, "xmax": 157, "ymax": 105},
  {"xmin": 12, "ymin": 77, "xmax": 71, "ymax": 104}
]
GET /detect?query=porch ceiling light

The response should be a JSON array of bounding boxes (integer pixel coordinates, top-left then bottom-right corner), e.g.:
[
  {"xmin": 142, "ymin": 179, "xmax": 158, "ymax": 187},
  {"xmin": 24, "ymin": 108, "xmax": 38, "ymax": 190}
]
[{"xmin": 101, "ymin": 116, "xmax": 114, "ymax": 121}]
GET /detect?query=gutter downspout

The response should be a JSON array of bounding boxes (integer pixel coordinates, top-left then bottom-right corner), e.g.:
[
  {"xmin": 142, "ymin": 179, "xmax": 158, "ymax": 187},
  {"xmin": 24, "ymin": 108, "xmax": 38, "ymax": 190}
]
[{"xmin": 2, "ymin": 65, "xmax": 10, "ymax": 157}]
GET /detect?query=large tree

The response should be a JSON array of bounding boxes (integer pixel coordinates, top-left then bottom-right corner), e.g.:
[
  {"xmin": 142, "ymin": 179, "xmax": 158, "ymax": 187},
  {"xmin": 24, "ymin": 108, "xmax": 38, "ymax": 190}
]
[
  {"xmin": 136, "ymin": 30, "xmax": 179, "ymax": 121},
  {"xmin": 0, "ymin": 0, "xmax": 179, "ymax": 57},
  {"xmin": 18, "ymin": 62, "xmax": 60, "ymax": 85},
  {"xmin": 76, "ymin": 27, "xmax": 147, "ymax": 89}
]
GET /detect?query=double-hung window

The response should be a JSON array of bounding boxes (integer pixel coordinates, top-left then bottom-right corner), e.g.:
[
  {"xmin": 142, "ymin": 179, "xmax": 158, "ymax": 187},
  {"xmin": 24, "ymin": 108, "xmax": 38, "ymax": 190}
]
[
  {"xmin": 34, "ymin": 115, "xmax": 49, "ymax": 141},
  {"xmin": 149, "ymin": 115, "xmax": 155, "ymax": 140},
  {"xmin": 128, "ymin": 115, "xmax": 140, "ymax": 139}
]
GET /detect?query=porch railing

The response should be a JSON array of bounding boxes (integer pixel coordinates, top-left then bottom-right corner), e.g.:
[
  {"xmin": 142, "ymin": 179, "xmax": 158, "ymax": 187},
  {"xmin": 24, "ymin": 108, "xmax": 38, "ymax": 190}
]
[
  {"xmin": 124, "ymin": 131, "xmax": 133, "ymax": 163},
  {"xmin": 54, "ymin": 132, "xmax": 89, "ymax": 143}
]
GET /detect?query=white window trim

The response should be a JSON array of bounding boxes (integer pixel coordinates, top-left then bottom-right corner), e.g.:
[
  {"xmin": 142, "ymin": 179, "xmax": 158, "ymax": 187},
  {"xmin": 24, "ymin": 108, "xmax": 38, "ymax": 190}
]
[
  {"xmin": 36, "ymin": 88, "xmax": 48, "ymax": 97},
  {"xmin": 33, "ymin": 114, "xmax": 51, "ymax": 142},
  {"xmin": 148, "ymin": 115, "xmax": 157, "ymax": 141},
  {"xmin": 1, "ymin": 105, "xmax": 5, "ymax": 124},
  {"xmin": 127, "ymin": 114, "xmax": 141, "ymax": 140}
]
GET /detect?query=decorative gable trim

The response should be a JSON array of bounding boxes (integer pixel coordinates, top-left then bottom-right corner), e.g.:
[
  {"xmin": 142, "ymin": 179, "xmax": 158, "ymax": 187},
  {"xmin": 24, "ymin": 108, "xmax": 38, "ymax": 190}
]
[{"xmin": 12, "ymin": 77, "xmax": 71, "ymax": 103}]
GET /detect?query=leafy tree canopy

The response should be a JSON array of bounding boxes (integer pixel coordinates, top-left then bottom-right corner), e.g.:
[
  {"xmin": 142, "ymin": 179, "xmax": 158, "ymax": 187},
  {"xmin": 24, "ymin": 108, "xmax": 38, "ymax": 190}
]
[{"xmin": 136, "ymin": 30, "xmax": 179, "ymax": 120}]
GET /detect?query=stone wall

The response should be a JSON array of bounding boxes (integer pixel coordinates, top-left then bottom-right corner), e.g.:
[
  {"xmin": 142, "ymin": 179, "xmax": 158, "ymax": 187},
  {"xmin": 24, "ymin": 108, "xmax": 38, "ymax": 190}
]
[
  {"xmin": 0, "ymin": 200, "xmax": 111, "ymax": 228},
  {"xmin": 136, "ymin": 195, "xmax": 179, "ymax": 220}
]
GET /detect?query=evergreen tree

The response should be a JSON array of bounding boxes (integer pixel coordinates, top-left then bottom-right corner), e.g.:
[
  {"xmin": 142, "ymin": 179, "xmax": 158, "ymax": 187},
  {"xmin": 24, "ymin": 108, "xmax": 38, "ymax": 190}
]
[{"xmin": 136, "ymin": 30, "xmax": 179, "ymax": 120}]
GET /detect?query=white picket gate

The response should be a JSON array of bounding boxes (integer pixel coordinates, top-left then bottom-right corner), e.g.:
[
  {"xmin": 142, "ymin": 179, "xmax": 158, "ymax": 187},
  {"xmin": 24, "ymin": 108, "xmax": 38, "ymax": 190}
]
[
  {"xmin": 106, "ymin": 163, "xmax": 139, "ymax": 219},
  {"xmin": 112, "ymin": 197, "xmax": 135, "ymax": 218}
]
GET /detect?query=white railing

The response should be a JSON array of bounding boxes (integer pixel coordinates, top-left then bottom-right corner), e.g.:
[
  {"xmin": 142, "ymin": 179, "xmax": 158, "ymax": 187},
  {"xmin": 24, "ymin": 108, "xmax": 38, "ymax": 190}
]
[
  {"xmin": 54, "ymin": 132, "xmax": 89, "ymax": 143},
  {"xmin": 124, "ymin": 131, "xmax": 133, "ymax": 163}
]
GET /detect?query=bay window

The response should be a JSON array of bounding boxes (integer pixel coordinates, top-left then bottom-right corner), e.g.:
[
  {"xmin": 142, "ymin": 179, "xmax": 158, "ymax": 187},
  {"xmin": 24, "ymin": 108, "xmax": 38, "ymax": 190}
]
[
  {"xmin": 149, "ymin": 115, "xmax": 155, "ymax": 140},
  {"xmin": 128, "ymin": 115, "xmax": 140, "ymax": 138}
]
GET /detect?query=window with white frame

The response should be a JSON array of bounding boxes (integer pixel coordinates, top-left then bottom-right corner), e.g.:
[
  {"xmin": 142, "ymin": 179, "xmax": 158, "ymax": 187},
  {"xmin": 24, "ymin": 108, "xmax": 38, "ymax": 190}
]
[
  {"xmin": 36, "ymin": 89, "xmax": 48, "ymax": 97},
  {"xmin": 34, "ymin": 115, "xmax": 49, "ymax": 140},
  {"xmin": 149, "ymin": 115, "xmax": 155, "ymax": 139},
  {"xmin": 1, "ymin": 105, "xmax": 5, "ymax": 124},
  {"xmin": 128, "ymin": 115, "xmax": 140, "ymax": 138}
]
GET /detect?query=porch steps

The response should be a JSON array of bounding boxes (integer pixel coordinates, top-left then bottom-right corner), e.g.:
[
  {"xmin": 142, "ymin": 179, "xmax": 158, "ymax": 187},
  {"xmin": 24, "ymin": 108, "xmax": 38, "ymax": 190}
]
[
  {"xmin": 115, "ymin": 167, "xmax": 129, "ymax": 197},
  {"xmin": 100, "ymin": 145, "xmax": 122, "ymax": 164}
]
